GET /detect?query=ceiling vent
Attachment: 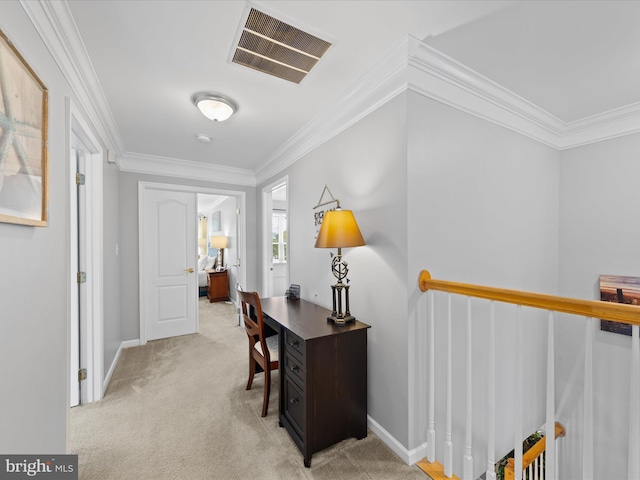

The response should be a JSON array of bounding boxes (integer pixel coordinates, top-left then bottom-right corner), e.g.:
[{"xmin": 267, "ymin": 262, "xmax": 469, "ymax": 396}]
[{"xmin": 232, "ymin": 8, "xmax": 332, "ymax": 84}]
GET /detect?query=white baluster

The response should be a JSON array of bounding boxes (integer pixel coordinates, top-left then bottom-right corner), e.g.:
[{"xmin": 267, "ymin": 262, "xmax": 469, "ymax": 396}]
[
  {"xmin": 515, "ymin": 305, "xmax": 523, "ymax": 480},
  {"xmin": 427, "ymin": 290, "xmax": 436, "ymax": 462},
  {"xmin": 444, "ymin": 293, "xmax": 453, "ymax": 477},
  {"xmin": 463, "ymin": 297, "xmax": 473, "ymax": 480},
  {"xmin": 628, "ymin": 324, "xmax": 640, "ymax": 479},
  {"xmin": 545, "ymin": 312, "xmax": 556, "ymax": 480},
  {"xmin": 486, "ymin": 301, "xmax": 497, "ymax": 480},
  {"xmin": 582, "ymin": 317, "xmax": 594, "ymax": 480}
]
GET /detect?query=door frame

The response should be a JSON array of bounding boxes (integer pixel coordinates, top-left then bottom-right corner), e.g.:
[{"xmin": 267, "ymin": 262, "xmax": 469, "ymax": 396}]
[
  {"xmin": 138, "ymin": 181, "xmax": 247, "ymax": 345},
  {"xmin": 261, "ymin": 176, "xmax": 288, "ymax": 297},
  {"xmin": 66, "ymin": 98, "xmax": 104, "ymax": 408}
]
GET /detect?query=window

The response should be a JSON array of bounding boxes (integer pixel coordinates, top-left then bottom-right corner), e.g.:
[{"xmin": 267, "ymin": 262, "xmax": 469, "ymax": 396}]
[
  {"xmin": 198, "ymin": 216, "xmax": 207, "ymax": 257},
  {"xmin": 272, "ymin": 211, "xmax": 287, "ymax": 263}
]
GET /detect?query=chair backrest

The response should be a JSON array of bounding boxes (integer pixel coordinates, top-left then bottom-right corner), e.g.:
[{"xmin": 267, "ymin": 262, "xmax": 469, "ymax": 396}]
[
  {"xmin": 235, "ymin": 283, "xmax": 244, "ymax": 325},
  {"xmin": 237, "ymin": 290, "xmax": 271, "ymax": 360}
]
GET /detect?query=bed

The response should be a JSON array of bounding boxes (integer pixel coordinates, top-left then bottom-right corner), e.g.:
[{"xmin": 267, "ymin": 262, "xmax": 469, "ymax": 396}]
[{"xmin": 197, "ymin": 255, "xmax": 217, "ymax": 296}]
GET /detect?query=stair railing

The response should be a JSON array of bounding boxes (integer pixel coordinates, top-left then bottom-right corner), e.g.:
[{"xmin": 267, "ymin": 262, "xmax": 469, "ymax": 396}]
[
  {"xmin": 504, "ymin": 422, "xmax": 566, "ymax": 480},
  {"xmin": 416, "ymin": 269, "xmax": 640, "ymax": 480}
]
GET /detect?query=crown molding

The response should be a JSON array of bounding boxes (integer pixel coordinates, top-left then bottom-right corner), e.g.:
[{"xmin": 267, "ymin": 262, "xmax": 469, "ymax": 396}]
[
  {"xmin": 557, "ymin": 101, "xmax": 640, "ymax": 149},
  {"xmin": 406, "ymin": 36, "xmax": 564, "ymax": 149},
  {"xmin": 26, "ymin": 2, "xmax": 640, "ymax": 184},
  {"xmin": 257, "ymin": 35, "xmax": 640, "ymax": 183},
  {"xmin": 406, "ymin": 37, "xmax": 640, "ymax": 150},
  {"xmin": 254, "ymin": 35, "xmax": 564, "ymax": 185},
  {"xmin": 254, "ymin": 37, "xmax": 411, "ymax": 185},
  {"xmin": 119, "ymin": 152, "xmax": 256, "ymax": 187},
  {"xmin": 21, "ymin": 0, "xmax": 124, "ymax": 153}
]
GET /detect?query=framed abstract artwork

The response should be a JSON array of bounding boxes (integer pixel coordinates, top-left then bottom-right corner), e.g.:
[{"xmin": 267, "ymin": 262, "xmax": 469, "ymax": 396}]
[
  {"xmin": 600, "ymin": 275, "xmax": 640, "ymax": 336},
  {"xmin": 0, "ymin": 29, "xmax": 48, "ymax": 227},
  {"xmin": 211, "ymin": 210, "xmax": 221, "ymax": 231}
]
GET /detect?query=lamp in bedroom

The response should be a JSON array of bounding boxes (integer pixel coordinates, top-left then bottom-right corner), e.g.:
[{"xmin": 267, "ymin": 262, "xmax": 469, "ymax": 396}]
[
  {"xmin": 210, "ymin": 235, "xmax": 228, "ymax": 271},
  {"xmin": 314, "ymin": 208, "xmax": 365, "ymax": 325}
]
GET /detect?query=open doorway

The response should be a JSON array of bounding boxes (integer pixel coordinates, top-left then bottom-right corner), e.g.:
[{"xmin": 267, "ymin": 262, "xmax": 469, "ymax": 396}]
[
  {"xmin": 138, "ymin": 182, "xmax": 246, "ymax": 345},
  {"xmin": 197, "ymin": 193, "xmax": 240, "ymax": 302},
  {"xmin": 262, "ymin": 177, "xmax": 289, "ymax": 297}
]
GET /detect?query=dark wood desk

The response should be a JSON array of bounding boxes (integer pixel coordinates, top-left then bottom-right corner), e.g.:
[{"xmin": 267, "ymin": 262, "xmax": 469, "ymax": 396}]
[{"xmin": 260, "ymin": 297, "xmax": 371, "ymax": 468}]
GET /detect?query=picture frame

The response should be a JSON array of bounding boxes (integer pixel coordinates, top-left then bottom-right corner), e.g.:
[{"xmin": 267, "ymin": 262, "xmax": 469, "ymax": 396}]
[
  {"xmin": 599, "ymin": 274, "xmax": 640, "ymax": 336},
  {"xmin": 0, "ymin": 28, "xmax": 48, "ymax": 227},
  {"xmin": 211, "ymin": 211, "xmax": 221, "ymax": 231}
]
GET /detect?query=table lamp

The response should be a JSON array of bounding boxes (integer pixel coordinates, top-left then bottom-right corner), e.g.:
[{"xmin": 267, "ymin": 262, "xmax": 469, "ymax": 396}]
[
  {"xmin": 210, "ymin": 235, "xmax": 228, "ymax": 271},
  {"xmin": 314, "ymin": 208, "xmax": 365, "ymax": 324}
]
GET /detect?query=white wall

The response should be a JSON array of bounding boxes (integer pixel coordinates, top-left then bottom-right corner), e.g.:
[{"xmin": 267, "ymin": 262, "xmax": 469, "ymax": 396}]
[
  {"xmin": 406, "ymin": 92, "xmax": 560, "ymax": 476},
  {"xmin": 103, "ymin": 159, "xmax": 121, "ymax": 376},
  {"xmin": 256, "ymin": 86, "xmax": 565, "ymax": 474},
  {"xmin": 214, "ymin": 196, "xmax": 239, "ymax": 302},
  {"xmin": 557, "ymin": 133, "xmax": 640, "ymax": 480},
  {"xmin": 258, "ymin": 94, "xmax": 411, "ymax": 446},
  {"xmin": 0, "ymin": 1, "xmax": 77, "ymax": 453}
]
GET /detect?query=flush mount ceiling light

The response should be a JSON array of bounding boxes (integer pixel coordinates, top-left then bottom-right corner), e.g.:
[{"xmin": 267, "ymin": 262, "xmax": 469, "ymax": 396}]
[
  {"xmin": 192, "ymin": 93, "xmax": 236, "ymax": 122},
  {"xmin": 196, "ymin": 134, "xmax": 212, "ymax": 143},
  {"xmin": 232, "ymin": 8, "xmax": 332, "ymax": 84}
]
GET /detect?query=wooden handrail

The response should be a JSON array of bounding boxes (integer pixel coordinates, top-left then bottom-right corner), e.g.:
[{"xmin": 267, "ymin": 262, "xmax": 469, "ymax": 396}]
[
  {"xmin": 505, "ymin": 423, "xmax": 566, "ymax": 480},
  {"xmin": 419, "ymin": 270, "xmax": 640, "ymax": 326}
]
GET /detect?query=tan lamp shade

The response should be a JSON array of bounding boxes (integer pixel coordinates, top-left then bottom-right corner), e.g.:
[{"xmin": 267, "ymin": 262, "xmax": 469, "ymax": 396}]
[
  {"xmin": 210, "ymin": 236, "xmax": 228, "ymax": 249},
  {"xmin": 315, "ymin": 209, "xmax": 365, "ymax": 248}
]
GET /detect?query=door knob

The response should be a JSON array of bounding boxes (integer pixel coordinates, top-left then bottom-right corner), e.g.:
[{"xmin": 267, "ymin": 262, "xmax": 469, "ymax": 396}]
[{"xmin": 184, "ymin": 268, "xmax": 194, "ymax": 273}]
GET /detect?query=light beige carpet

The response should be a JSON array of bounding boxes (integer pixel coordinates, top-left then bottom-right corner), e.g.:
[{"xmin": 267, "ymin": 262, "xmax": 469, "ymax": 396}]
[{"xmin": 70, "ymin": 297, "xmax": 427, "ymax": 480}]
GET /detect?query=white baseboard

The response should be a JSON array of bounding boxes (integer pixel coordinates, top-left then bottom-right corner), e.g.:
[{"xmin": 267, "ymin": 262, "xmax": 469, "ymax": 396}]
[
  {"xmin": 121, "ymin": 339, "xmax": 141, "ymax": 349},
  {"xmin": 367, "ymin": 415, "xmax": 427, "ymax": 466},
  {"xmin": 103, "ymin": 339, "xmax": 141, "ymax": 392}
]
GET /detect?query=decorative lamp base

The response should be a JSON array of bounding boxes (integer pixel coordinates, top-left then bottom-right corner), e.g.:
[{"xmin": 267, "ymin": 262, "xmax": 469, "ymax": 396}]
[
  {"xmin": 329, "ymin": 282, "xmax": 356, "ymax": 326},
  {"xmin": 328, "ymin": 314, "xmax": 356, "ymax": 325},
  {"xmin": 216, "ymin": 249, "xmax": 224, "ymax": 271}
]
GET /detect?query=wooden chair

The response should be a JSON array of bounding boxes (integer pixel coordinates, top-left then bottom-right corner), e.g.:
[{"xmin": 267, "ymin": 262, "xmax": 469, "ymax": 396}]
[{"xmin": 237, "ymin": 290, "xmax": 279, "ymax": 417}]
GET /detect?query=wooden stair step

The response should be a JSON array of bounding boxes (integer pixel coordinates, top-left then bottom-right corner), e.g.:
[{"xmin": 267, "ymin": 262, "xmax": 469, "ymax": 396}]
[{"xmin": 416, "ymin": 458, "xmax": 461, "ymax": 480}]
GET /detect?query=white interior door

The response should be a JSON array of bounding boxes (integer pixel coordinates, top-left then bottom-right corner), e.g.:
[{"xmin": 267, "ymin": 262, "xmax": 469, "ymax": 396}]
[
  {"xmin": 68, "ymin": 98, "xmax": 104, "ymax": 407},
  {"xmin": 142, "ymin": 188, "xmax": 197, "ymax": 341},
  {"xmin": 69, "ymin": 148, "xmax": 80, "ymax": 407},
  {"xmin": 263, "ymin": 189, "xmax": 274, "ymax": 297},
  {"xmin": 262, "ymin": 178, "xmax": 288, "ymax": 297},
  {"xmin": 272, "ymin": 211, "xmax": 288, "ymax": 296}
]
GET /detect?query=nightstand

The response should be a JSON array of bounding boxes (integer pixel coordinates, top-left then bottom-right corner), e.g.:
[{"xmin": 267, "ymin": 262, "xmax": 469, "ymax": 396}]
[{"xmin": 206, "ymin": 269, "xmax": 229, "ymax": 303}]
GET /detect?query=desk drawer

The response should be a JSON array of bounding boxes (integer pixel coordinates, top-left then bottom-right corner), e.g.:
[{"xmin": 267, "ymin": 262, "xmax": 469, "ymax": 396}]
[
  {"xmin": 283, "ymin": 352, "xmax": 304, "ymax": 388},
  {"xmin": 283, "ymin": 330, "xmax": 305, "ymax": 361},
  {"xmin": 283, "ymin": 377, "xmax": 305, "ymax": 436}
]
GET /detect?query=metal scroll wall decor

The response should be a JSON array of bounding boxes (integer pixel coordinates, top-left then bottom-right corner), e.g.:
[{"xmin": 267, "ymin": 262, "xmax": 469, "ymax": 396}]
[{"xmin": 312, "ymin": 184, "xmax": 339, "ymax": 239}]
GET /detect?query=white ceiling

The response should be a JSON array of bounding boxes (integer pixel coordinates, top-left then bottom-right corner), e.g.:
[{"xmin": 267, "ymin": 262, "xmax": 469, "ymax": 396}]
[{"xmin": 64, "ymin": 0, "xmax": 640, "ymax": 174}]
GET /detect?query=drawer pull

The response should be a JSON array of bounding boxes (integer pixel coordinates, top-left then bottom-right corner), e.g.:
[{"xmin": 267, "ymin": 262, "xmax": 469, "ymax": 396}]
[
  {"xmin": 289, "ymin": 365, "xmax": 299, "ymax": 373},
  {"xmin": 288, "ymin": 339, "xmax": 299, "ymax": 348},
  {"xmin": 290, "ymin": 398, "xmax": 299, "ymax": 406}
]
